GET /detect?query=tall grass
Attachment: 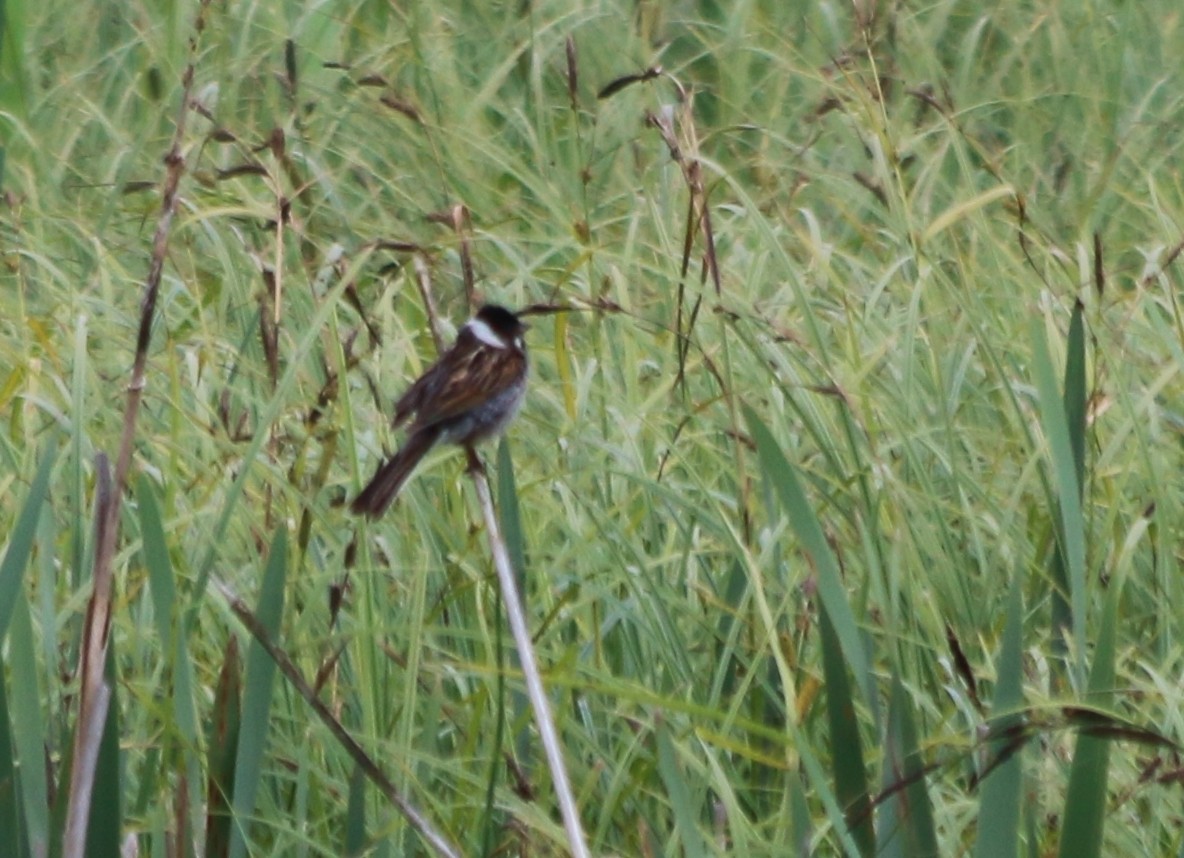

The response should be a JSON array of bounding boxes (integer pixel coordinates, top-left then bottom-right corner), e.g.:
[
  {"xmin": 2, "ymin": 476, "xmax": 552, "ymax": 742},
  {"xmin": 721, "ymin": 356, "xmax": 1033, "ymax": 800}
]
[{"xmin": 2, "ymin": 0, "xmax": 1184, "ymax": 854}]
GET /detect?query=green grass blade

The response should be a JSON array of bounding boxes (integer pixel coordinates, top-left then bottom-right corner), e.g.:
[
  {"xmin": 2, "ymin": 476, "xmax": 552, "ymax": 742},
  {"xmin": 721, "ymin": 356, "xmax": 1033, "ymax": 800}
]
[
  {"xmin": 8, "ymin": 596, "xmax": 48, "ymax": 857},
  {"xmin": 206, "ymin": 636, "xmax": 242, "ymax": 858},
  {"xmin": 818, "ymin": 605, "xmax": 872, "ymax": 856},
  {"xmin": 86, "ymin": 643, "xmax": 123, "ymax": 858},
  {"xmin": 1031, "ymin": 315, "xmax": 1087, "ymax": 681},
  {"xmin": 0, "ymin": 625, "xmax": 29, "ymax": 858},
  {"xmin": 496, "ymin": 437, "xmax": 526, "ymax": 578},
  {"xmin": 228, "ymin": 528, "xmax": 288, "ymax": 858},
  {"xmin": 173, "ymin": 631, "xmax": 204, "ymax": 852},
  {"xmin": 1062, "ymin": 301, "xmax": 1087, "ymax": 489},
  {"xmin": 138, "ymin": 476, "xmax": 205, "ymax": 844},
  {"xmin": 0, "ymin": 444, "xmax": 56, "ymax": 642},
  {"xmin": 711, "ymin": 559, "xmax": 748, "ymax": 702},
  {"xmin": 0, "ymin": 0, "xmax": 30, "ymax": 118},
  {"xmin": 495, "ymin": 437, "xmax": 532, "ymax": 766},
  {"xmin": 975, "ymin": 573, "xmax": 1027, "ymax": 858},
  {"xmin": 345, "ymin": 762, "xmax": 366, "ymax": 857},
  {"xmin": 34, "ymin": 491, "xmax": 59, "ymax": 728},
  {"xmin": 743, "ymin": 405, "xmax": 872, "ymax": 703},
  {"xmin": 70, "ymin": 314, "xmax": 89, "ymax": 590},
  {"xmin": 655, "ymin": 718, "xmax": 706, "ymax": 858},
  {"xmin": 129, "ymin": 745, "xmax": 159, "ymax": 823},
  {"xmin": 877, "ymin": 674, "xmax": 939, "ymax": 858},
  {"xmin": 1056, "ymin": 718, "xmax": 1112, "ymax": 857},
  {"xmin": 1047, "ymin": 301, "xmax": 1087, "ymax": 668},
  {"xmin": 136, "ymin": 475, "xmax": 177, "ymax": 653},
  {"xmin": 1058, "ymin": 552, "xmax": 1121, "ymax": 858}
]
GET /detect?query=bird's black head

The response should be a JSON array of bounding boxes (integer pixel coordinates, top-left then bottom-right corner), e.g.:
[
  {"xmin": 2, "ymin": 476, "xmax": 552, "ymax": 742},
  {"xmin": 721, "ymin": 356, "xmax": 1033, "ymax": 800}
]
[{"xmin": 476, "ymin": 304, "xmax": 527, "ymax": 336}]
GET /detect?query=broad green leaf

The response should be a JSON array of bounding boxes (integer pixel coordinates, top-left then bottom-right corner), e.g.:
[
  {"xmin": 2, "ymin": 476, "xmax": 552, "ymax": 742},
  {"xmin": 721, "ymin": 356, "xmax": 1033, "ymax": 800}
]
[
  {"xmin": 1031, "ymin": 313, "xmax": 1086, "ymax": 681},
  {"xmin": 207, "ymin": 636, "xmax": 242, "ymax": 858},
  {"xmin": 877, "ymin": 675, "xmax": 939, "ymax": 858},
  {"xmin": 137, "ymin": 475, "xmax": 177, "ymax": 652},
  {"xmin": 1058, "ymin": 543, "xmax": 1121, "ymax": 858},
  {"xmin": 0, "ymin": 630, "xmax": 29, "ymax": 858},
  {"xmin": 9, "ymin": 597, "xmax": 48, "ymax": 856},
  {"xmin": 86, "ymin": 643, "xmax": 122, "ymax": 858},
  {"xmin": 975, "ymin": 573, "xmax": 1026, "ymax": 858},
  {"xmin": 345, "ymin": 762, "xmax": 366, "ymax": 857},
  {"xmin": 1047, "ymin": 301, "xmax": 1087, "ymax": 671},
  {"xmin": 228, "ymin": 528, "xmax": 288, "ymax": 858},
  {"xmin": 819, "ymin": 605, "xmax": 872, "ymax": 856}
]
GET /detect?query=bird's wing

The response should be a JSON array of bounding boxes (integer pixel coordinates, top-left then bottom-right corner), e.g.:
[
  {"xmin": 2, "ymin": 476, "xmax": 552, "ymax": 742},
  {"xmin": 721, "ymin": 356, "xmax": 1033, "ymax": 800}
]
[{"xmin": 393, "ymin": 334, "xmax": 526, "ymax": 430}]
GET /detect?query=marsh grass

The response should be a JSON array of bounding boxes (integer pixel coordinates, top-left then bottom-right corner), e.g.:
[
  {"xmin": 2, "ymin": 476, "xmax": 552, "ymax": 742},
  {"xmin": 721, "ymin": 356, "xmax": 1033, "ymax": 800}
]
[{"xmin": 3, "ymin": 1, "xmax": 1184, "ymax": 855}]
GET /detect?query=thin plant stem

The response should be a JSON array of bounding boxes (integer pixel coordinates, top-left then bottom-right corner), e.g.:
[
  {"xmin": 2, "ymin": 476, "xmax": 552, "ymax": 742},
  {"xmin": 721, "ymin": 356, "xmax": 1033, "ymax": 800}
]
[{"xmin": 466, "ymin": 447, "xmax": 591, "ymax": 858}]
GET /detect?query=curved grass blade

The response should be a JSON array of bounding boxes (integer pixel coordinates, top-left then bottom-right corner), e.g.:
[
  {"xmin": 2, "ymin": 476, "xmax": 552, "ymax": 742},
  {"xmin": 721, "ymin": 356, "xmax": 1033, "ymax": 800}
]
[{"xmin": 743, "ymin": 406, "xmax": 872, "ymax": 703}]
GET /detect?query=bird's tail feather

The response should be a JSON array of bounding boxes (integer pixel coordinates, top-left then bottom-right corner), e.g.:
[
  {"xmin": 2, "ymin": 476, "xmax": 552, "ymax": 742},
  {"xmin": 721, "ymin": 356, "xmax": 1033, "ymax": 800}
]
[{"xmin": 350, "ymin": 427, "xmax": 440, "ymax": 518}]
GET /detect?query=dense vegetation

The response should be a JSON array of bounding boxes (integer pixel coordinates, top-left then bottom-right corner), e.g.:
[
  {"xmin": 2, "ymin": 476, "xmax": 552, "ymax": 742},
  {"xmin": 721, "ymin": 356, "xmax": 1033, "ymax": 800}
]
[{"xmin": 2, "ymin": 1, "xmax": 1183, "ymax": 855}]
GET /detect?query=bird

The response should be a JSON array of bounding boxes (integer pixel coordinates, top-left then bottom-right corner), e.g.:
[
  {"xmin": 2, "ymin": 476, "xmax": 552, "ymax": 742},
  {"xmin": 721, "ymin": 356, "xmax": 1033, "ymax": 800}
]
[{"xmin": 350, "ymin": 304, "xmax": 529, "ymax": 518}]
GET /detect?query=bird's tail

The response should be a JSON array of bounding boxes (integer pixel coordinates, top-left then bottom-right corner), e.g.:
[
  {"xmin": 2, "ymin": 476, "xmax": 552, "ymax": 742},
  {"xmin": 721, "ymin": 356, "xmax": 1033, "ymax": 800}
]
[{"xmin": 350, "ymin": 427, "xmax": 440, "ymax": 518}]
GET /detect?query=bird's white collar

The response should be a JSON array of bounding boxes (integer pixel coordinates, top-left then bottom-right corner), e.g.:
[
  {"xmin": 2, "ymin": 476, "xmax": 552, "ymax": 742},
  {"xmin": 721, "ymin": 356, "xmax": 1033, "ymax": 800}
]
[{"xmin": 466, "ymin": 317, "xmax": 508, "ymax": 349}]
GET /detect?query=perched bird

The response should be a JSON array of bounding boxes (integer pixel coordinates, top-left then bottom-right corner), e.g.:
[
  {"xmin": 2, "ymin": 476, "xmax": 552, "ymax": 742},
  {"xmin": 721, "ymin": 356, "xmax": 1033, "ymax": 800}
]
[{"xmin": 351, "ymin": 304, "xmax": 529, "ymax": 518}]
